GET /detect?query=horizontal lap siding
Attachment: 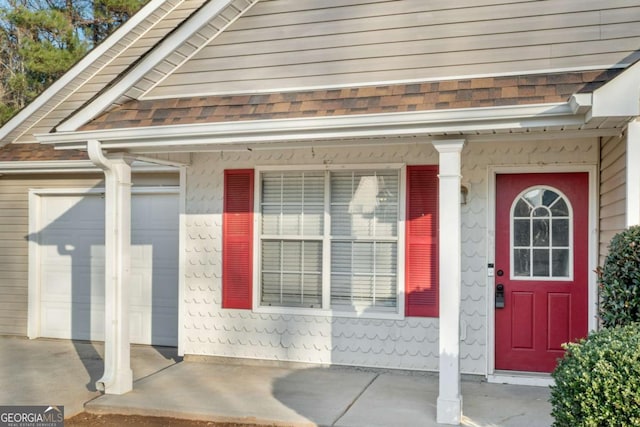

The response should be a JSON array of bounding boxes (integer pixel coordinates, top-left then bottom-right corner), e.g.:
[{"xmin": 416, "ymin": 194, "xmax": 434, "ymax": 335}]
[
  {"xmin": 0, "ymin": 173, "xmax": 179, "ymax": 336},
  {"xmin": 148, "ymin": 0, "xmax": 640, "ymax": 97},
  {"xmin": 599, "ymin": 134, "xmax": 627, "ymax": 263}
]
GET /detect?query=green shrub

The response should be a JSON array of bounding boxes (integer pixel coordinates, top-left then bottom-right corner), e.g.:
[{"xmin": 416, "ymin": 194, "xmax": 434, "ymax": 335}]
[
  {"xmin": 550, "ymin": 323, "xmax": 640, "ymax": 427},
  {"xmin": 598, "ymin": 225, "xmax": 640, "ymax": 328}
]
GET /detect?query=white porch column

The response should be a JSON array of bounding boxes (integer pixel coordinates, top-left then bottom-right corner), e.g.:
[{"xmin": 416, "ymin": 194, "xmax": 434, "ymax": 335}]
[
  {"xmin": 433, "ymin": 139, "xmax": 465, "ymax": 425},
  {"xmin": 87, "ymin": 140, "xmax": 133, "ymax": 395},
  {"xmin": 627, "ymin": 119, "xmax": 640, "ymax": 227}
]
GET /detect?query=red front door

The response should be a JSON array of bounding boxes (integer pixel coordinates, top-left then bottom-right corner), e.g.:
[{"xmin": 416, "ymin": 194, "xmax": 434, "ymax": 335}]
[{"xmin": 495, "ymin": 173, "xmax": 589, "ymax": 373}]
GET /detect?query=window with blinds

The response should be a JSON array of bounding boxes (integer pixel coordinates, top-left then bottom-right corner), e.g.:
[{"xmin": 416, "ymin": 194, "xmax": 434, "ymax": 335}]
[
  {"xmin": 260, "ymin": 171, "xmax": 324, "ymax": 308},
  {"xmin": 330, "ymin": 171, "xmax": 399, "ymax": 310},
  {"xmin": 259, "ymin": 169, "xmax": 400, "ymax": 312}
]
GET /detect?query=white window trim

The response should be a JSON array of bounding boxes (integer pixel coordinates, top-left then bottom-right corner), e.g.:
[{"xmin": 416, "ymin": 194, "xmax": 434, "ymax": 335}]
[
  {"xmin": 252, "ymin": 163, "xmax": 406, "ymax": 320},
  {"xmin": 509, "ymin": 185, "xmax": 574, "ymax": 282}
]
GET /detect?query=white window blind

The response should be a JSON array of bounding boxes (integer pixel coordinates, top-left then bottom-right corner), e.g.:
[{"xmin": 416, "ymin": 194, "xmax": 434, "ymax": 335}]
[
  {"xmin": 330, "ymin": 171, "xmax": 399, "ymax": 309},
  {"xmin": 259, "ymin": 169, "xmax": 400, "ymax": 312},
  {"xmin": 260, "ymin": 172, "xmax": 324, "ymax": 308}
]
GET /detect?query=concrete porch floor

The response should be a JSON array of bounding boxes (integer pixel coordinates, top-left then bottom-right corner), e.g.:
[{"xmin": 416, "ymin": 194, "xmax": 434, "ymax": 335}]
[{"xmin": 0, "ymin": 336, "xmax": 553, "ymax": 426}]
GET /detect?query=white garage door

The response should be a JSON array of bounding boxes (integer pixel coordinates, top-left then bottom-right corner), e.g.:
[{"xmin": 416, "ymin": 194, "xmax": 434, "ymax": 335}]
[{"xmin": 36, "ymin": 190, "xmax": 179, "ymax": 346}]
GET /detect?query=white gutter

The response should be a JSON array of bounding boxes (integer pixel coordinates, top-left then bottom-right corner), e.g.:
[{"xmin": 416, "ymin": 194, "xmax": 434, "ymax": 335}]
[
  {"xmin": 0, "ymin": 0, "xmax": 172, "ymax": 144},
  {"xmin": 38, "ymin": 102, "xmax": 586, "ymax": 150}
]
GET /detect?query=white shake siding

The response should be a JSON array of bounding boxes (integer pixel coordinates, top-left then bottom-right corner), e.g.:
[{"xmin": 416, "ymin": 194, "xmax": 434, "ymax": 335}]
[
  {"xmin": 182, "ymin": 137, "xmax": 598, "ymax": 374},
  {"xmin": 147, "ymin": 0, "xmax": 640, "ymax": 98}
]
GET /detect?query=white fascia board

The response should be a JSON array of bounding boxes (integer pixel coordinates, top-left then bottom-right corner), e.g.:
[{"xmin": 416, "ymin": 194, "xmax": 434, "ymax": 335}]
[
  {"xmin": 38, "ymin": 102, "xmax": 584, "ymax": 150},
  {"xmin": 0, "ymin": 0, "xmax": 171, "ymax": 144},
  {"xmin": 57, "ymin": 0, "xmax": 237, "ymax": 132},
  {"xmin": 592, "ymin": 61, "xmax": 640, "ymax": 118},
  {"xmin": 0, "ymin": 160, "xmax": 95, "ymax": 173},
  {"xmin": 0, "ymin": 160, "xmax": 178, "ymax": 174}
]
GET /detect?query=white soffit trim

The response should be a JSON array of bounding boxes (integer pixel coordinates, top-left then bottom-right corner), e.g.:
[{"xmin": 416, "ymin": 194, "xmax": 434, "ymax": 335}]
[
  {"xmin": 57, "ymin": 0, "xmax": 240, "ymax": 133},
  {"xmin": 38, "ymin": 102, "xmax": 586, "ymax": 150},
  {"xmin": 592, "ymin": 60, "xmax": 640, "ymax": 118},
  {"xmin": 0, "ymin": 0, "xmax": 172, "ymax": 144}
]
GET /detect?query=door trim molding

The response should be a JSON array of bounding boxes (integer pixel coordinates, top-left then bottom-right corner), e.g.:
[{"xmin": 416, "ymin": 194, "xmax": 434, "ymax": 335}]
[
  {"xmin": 486, "ymin": 164, "xmax": 598, "ymax": 379},
  {"xmin": 27, "ymin": 186, "xmax": 179, "ymax": 340}
]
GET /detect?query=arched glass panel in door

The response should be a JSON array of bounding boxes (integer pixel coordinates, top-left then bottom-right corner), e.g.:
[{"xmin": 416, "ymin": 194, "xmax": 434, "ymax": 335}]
[{"xmin": 511, "ymin": 187, "xmax": 572, "ymax": 280}]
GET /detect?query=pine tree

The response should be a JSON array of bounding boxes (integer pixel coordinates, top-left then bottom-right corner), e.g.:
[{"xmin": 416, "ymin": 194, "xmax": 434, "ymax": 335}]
[{"xmin": 0, "ymin": 0, "xmax": 146, "ymax": 125}]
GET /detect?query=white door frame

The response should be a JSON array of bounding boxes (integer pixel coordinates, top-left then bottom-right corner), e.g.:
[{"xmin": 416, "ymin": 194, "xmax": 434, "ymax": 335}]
[
  {"xmin": 485, "ymin": 164, "xmax": 598, "ymax": 386},
  {"xmin": 27, "ymin": 186, "xmax": 179, "ymax": 340}
]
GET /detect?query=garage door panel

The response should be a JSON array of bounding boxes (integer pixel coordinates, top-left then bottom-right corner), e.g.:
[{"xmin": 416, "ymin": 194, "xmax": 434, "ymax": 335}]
[
  {"xmin": 150, "ymin": 311, "xmax": 179, "ymax": 346},
  {"xmin": 40, "ymin": 270, "xmax": 82, "ymax": 302},
  {"xmin": 131, "ymin": 236, "xmax": 178, "ymax": 263},
  {"xmin": 152, "ymin": 269, "xmax": 179, "ymax": 303},
  {"xmin": 129, "ymin": 310, "xmax": 145, "ymax": 344},
  {"xmin": 132, "ymin": 194, "xmax": 178, "ymax": 230},
  {"xmin": 40, "ymin": 303, "xmax": 71, "ymax": 338},
  {"xmin": 41, "ymin": 266, "xmax": 105, "ymax": 304},
  {"xmin": 130, "ymin": 271, "xmax": 149, "ymax": 304},
  {"xmin": 129, "ymin": 307, "xmax": 178, "ymax": 346},
  {"xmin": 41, "ymin": 301, "xmax": 105, "ymax": 341},
  {"xmin": 43, "ymin": 196, "xmax": 99, "ymax": 219},
  {"xmin": 36, "ymin": 191, "xmax": 179, "ymax": 346}
]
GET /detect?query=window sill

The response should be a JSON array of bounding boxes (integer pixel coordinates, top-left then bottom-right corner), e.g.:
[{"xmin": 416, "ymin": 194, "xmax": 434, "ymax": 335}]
[{"xmin": 253, "ymin": 305, "xmax": 405, "ymax": 320}]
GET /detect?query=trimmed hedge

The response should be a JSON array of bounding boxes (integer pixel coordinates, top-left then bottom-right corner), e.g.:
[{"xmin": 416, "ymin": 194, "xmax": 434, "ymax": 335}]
[
  {"xmin": 550, "ymin": 323, "xmax": 640, "ymax": 427},
  {"xmin": 598, "ymin": 225, "xmax": 640, "ymax": 328}
]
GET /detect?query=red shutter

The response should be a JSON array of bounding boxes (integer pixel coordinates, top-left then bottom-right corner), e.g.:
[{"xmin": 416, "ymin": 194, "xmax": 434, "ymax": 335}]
[
  {"xmin": 222, "ymin": 169, "xmax": 254, "ymax": 309},
  {"xmin": 405, "ymin": 166, "xmax": 439, "ymax": 317}
]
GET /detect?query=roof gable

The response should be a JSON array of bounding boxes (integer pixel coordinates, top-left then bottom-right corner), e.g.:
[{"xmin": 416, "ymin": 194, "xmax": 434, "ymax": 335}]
[
  {"xmin": 3, "ymin": 0, "xmax": 640, "ymax": 145},
  {"xmin": 56, "ymin": 0, "xmax": 260, "ymax": 132},
  {"xmin": 0, "ymin": 0, "xmax": 243, "ymax": 145}
]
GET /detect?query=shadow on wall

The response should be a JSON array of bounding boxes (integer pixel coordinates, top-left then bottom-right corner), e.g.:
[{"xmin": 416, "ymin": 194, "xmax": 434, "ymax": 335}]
[{"xmin": 26, "ymin": 185, "xmax": 179, "ymax": 391}]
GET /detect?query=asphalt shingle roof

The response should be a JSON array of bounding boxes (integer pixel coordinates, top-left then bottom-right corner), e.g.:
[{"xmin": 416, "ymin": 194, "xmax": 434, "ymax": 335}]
[{"xmin": 82, "ymin": 69, "xmax": 621, "ymax": 131}]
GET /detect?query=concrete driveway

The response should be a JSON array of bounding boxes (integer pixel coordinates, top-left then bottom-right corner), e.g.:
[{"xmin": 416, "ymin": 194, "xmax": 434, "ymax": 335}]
[{"xmin": 0, "ymin": 336, "xmax": 180, "ymax": 417}]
